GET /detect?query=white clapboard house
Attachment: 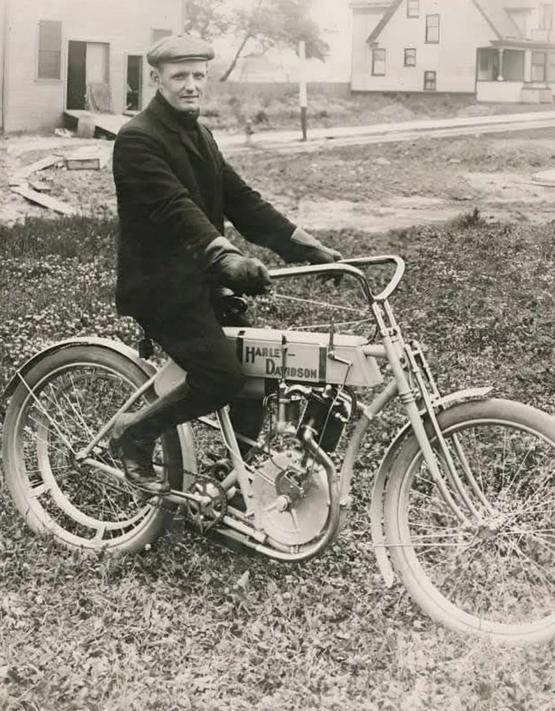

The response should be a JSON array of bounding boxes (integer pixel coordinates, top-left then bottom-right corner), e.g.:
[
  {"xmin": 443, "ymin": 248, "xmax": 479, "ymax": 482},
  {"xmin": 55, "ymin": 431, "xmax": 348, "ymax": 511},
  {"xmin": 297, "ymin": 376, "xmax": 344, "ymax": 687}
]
[{"xmin": 350, "ymin": 0, "xmax": 555, "ymax": 102}]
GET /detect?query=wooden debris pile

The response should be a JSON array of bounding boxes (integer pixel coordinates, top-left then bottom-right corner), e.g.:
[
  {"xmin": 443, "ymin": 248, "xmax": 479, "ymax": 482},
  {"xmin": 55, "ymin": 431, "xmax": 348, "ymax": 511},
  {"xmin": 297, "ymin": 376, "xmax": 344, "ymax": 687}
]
[{"xmin": 9, "ymin": 145, "xmax": 111, "ymax": 215}]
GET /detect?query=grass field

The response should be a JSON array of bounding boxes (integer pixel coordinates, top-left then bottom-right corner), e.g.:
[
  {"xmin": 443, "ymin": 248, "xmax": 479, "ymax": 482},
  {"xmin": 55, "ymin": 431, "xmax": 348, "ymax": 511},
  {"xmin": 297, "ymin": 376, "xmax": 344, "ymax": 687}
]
[{"xmin": 0, "ymin": 147, "xmax": 554, "ymax": 709}]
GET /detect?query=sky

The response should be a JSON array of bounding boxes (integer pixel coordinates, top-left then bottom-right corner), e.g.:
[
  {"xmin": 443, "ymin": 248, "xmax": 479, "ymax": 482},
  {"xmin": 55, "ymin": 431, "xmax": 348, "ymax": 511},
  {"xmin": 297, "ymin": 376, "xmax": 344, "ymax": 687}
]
[
  {"xmin": 309, "ymin": 0, "xmax": 353, "ymax": 80},
  {"xmin": 212, "ymin": 0, "xmax": 354, "ymax": 81}
]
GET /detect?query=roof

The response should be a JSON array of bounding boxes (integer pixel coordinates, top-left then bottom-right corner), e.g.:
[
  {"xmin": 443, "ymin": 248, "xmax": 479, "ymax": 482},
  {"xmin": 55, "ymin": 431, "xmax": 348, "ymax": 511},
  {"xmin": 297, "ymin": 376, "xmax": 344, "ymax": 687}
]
[
  {"xmin": 472, "ymin": 0, "xmax": 527, "ymax": 39},
  {"xmin": 367, "ymin": 0, "xmax": 542, "ymax": 43},
  {"xmin": 368, "ymin": 0, "xmax": 403, "ymax": 42},
  {"xmin": 350, "ymin": 1, "xmax": 392, "ymax": 7}
]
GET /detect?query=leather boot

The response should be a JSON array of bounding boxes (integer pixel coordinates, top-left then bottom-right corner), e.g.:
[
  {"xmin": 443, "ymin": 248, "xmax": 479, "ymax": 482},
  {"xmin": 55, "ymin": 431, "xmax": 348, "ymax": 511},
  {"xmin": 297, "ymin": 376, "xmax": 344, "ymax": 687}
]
[{"xmin": 110, "ymin": 388, "xmax": 188, "ymax": 494}]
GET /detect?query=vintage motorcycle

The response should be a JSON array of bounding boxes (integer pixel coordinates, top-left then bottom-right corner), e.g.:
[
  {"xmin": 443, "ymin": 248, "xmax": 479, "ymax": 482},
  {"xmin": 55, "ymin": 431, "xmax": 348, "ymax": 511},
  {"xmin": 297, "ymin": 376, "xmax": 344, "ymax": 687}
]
[{"xmin": 2, "ymin": 256, "xmax": 554, "ymax": 645}]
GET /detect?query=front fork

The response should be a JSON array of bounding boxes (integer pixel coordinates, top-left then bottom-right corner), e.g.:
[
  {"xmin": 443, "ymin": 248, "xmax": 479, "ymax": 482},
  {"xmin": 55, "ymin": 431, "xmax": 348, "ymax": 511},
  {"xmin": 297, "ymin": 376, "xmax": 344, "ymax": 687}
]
[{"xmin": 373, "ymin": 301, "xmax": 485, "ymax": 524}]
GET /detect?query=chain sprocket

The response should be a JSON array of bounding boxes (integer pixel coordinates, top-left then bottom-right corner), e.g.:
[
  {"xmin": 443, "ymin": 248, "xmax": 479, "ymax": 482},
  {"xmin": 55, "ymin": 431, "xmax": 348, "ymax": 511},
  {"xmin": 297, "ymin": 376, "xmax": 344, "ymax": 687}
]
[{"xmin": 181, "ymin": 477, "xmax": 228, "ymax": 533}]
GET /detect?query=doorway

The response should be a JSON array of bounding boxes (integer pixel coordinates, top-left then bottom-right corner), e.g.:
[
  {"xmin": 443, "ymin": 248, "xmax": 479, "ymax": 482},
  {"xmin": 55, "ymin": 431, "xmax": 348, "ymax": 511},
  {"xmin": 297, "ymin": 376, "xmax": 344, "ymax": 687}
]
[
  {"xmin": 67, "ymin": 41, "xmax": 110, "ymax": 110},
  {"xmin": 126, "ymin": 55, "xmax": 143, "ymax": 111}
]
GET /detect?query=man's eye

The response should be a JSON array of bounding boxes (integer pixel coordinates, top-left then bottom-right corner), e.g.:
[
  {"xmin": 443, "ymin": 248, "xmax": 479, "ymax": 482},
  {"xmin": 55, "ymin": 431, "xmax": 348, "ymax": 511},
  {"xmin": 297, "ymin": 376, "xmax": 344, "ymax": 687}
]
[{"xmin": 194, "ymin": 74, "xmax": 205, "ymax": 80}]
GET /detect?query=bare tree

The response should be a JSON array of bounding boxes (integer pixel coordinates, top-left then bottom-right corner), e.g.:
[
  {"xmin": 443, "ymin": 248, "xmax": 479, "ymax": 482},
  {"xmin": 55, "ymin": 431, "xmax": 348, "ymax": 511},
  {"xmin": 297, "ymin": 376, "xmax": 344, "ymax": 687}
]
[
  {"xmin": 183, "ymin": 0, "xmax": 230, "ymax": 41},
  {"xmin": 184, "ymin": 0, "xmax": 329, "ymax": 81}
]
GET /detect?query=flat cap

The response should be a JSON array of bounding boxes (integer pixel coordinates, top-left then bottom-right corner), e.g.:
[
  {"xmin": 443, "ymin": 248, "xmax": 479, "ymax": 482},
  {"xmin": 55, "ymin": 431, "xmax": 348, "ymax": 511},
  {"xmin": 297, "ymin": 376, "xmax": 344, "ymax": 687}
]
[{"xmin": 147, "ymin": 34, "xmax": 215, "ymax": 66}]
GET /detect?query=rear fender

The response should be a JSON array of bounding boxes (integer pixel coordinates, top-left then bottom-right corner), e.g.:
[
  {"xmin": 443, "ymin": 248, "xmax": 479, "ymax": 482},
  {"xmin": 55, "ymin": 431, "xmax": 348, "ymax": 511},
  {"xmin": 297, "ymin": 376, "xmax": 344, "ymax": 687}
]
[
  {"xmin": 3, "ymin": 337, "xmax": 156, "ymax": 399},
  {"xmin": 3, "ymin": 337, "xmax": 197, "ymax": 480},
  {"xmin": 370, "ymin": 386, "xmax": 493, "ymax": 588}
]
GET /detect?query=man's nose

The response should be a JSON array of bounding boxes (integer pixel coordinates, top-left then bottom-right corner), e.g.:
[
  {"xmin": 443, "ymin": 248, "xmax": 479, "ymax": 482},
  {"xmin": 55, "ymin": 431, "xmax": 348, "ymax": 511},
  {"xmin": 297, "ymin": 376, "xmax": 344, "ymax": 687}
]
[{"xmin": 184, "ymin": 76, "xmax": 196, "ymax": 92}]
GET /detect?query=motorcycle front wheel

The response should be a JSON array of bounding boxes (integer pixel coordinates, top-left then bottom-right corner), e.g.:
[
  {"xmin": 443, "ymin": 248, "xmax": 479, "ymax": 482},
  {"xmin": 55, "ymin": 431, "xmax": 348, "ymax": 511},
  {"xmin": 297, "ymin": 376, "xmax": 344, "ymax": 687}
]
[{"xmin": 384, "ymin": 398, "xmax": 554, "ymax": 645}]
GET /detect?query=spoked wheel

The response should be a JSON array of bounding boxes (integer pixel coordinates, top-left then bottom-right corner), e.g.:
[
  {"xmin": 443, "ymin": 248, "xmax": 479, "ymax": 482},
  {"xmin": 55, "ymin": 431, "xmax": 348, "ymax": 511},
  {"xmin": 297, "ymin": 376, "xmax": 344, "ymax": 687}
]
[
  {"xmin": 384, "ymin": 398, "xmax": 555, "ymax": 644},
  {"xmin": 2, "ymin": 345, "xmax": 183, "ymax": 552}
]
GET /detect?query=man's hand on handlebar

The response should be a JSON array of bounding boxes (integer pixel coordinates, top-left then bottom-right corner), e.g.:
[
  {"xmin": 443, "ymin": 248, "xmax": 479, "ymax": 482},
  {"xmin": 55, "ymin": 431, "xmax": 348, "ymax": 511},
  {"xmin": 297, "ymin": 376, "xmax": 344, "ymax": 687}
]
[
  {"xmin": 290, "ymin": 227, "xmax": 343, "ymax": 285},
  {"xmin": 212, "ymin": 253, "xmax": 271, "ymax": 296}
]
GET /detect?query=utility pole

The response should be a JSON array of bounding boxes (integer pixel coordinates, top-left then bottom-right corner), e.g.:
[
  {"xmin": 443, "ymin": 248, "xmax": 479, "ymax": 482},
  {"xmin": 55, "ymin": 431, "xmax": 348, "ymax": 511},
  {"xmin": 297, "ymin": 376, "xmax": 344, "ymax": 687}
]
[
  {"xmin": 181, "ymin": 0, "xmax": 187, "ymax": 34},
  {"xmin": 299, "ymin": 40, "xmax": 307, "ymax": 141}
]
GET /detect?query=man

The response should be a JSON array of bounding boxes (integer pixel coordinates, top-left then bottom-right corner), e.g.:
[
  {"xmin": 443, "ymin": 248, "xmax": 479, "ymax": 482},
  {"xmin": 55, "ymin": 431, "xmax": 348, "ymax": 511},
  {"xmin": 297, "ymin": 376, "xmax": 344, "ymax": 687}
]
[{"xmin": 111, "ymin": 35, "xmax": 341, "ymax": 494}]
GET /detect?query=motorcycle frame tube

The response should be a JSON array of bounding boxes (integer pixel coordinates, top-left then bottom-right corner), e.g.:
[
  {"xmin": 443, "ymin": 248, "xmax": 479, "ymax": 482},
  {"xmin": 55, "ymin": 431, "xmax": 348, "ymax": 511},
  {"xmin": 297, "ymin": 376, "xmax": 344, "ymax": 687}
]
[
  {"xmin": 339, "ymin": 379, "xmax": 399, "ymax": 504},
  {"xmin": 76, "ymin": 372, "xmax": 158, "ymax": 459},
  {"xmin": 216, "ymin": 406, "xmax": 256, "ymax": 515}
]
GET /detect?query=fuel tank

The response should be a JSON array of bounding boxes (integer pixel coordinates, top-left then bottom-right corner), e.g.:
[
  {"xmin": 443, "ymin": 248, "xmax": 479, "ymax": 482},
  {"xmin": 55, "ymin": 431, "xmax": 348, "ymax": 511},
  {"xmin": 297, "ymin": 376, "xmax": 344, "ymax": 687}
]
[
  {"xmin": 227, "ymin": 327, "xmax": 382, "ymax": 387},
  {"xmin": 154, "ymin": 327, "xmax": 382, "ymax": 398}
]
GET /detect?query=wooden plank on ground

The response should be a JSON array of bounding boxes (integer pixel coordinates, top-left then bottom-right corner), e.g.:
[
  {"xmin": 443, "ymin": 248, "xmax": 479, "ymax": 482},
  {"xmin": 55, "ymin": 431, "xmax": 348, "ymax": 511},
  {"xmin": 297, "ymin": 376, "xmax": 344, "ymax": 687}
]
[
  {"xmin": 28, "ymin": 179, "xmax": 52, "ymax": 192},
  {"xmin": 66, "ymin": 157, "xmax": 101, "ymax": 170},
  {"xmin": 11, "ymin": 186, "xmax": 77, "ymax": 215},
  {"xmin": 65, "ymin": 145, "xmax": 111, "ymax": 170},
  {"xmin": 13, "ymin": 154, "xmax": 64, "ymax": 180}
]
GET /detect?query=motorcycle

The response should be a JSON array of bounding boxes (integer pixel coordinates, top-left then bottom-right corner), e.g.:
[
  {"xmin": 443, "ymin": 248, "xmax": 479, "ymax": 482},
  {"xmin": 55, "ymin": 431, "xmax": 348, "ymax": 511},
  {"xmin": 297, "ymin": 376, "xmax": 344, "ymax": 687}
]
[{"xmin": 2, "ymin": 256, "xmax": 554, "ymax": 645}]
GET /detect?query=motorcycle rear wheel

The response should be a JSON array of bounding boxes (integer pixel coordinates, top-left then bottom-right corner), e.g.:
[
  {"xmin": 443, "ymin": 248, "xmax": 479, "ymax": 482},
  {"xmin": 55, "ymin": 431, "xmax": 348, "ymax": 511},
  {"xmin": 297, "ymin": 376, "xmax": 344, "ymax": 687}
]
[{"xmin": 2, "ymin": 345, "xmax": 183, "ymax": 552}]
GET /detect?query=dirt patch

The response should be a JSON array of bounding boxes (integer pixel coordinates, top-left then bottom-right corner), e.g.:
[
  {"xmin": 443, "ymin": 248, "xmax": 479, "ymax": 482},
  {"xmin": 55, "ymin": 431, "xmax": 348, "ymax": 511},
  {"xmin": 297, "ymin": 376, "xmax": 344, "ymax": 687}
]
[
  {"xmin": 462, "ymin": 171, "xmax": 551, "ymax": 203},
  {"xmin": 0, "ymin": 137, "xmax": 115, "ymax": 225},
  {"xmin": 292, "ymin": 187, "xmax": 555, "ymax": 232},
  {"xmin": 2, "ymin": 130, "xmax": 555, "ymax": 232},
  {"xmin": 293, "ymin": 196, "xmax": 462, "ymax": 232}
]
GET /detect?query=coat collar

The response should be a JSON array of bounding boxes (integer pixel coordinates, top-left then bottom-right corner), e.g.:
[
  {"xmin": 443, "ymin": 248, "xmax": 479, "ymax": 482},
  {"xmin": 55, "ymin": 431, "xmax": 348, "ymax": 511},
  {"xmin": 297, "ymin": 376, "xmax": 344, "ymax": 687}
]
[{"xmin": 147, "ymin": 92, "xmax": 205, "ymax": 161}]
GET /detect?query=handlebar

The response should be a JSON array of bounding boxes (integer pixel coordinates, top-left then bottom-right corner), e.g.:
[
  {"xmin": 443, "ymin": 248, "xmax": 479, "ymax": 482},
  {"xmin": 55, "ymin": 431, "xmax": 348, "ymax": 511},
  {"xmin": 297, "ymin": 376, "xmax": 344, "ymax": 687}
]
[{"xmin": 268, "ymin": 255, "xmax": 405, "ymax": 304}]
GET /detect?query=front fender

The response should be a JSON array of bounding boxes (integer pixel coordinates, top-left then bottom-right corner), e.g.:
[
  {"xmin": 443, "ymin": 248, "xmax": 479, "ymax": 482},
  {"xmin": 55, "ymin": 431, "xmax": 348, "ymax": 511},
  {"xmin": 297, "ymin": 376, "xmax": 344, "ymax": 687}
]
[
  {"xmin": 3, "ymin": 336, "xmax": 198, "ymax": 482},
  {"xmin": 370, "ymin": 386, "xmax": 493, "ymax": 588}
]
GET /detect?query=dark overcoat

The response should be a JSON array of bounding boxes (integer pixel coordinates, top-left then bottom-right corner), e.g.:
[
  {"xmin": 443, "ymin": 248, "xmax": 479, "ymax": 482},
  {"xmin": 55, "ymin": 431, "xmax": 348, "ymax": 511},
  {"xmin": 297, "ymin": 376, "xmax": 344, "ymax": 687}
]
[{"xmin": 112, "ymin": 92, "xmax": 297, "ymax": 328}]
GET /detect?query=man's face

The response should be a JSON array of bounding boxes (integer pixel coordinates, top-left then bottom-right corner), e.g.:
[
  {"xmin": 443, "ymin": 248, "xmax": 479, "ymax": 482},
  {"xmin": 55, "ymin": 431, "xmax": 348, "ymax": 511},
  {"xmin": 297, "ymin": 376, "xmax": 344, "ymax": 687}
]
[{"xmin": 152, "ymin": 59, "xmax": 207, "ymax": 112}]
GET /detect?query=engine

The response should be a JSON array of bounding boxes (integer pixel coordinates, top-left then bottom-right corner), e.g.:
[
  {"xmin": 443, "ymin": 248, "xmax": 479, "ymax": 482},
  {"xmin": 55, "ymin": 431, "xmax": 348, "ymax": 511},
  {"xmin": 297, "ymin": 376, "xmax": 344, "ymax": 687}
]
[
  {"xmin": 248, "ymin": 383, "xmax": 355, "ymax": 547},
  {"xmin": 271, "ymin": 382, "xmax": 356, "ymax": 453}
]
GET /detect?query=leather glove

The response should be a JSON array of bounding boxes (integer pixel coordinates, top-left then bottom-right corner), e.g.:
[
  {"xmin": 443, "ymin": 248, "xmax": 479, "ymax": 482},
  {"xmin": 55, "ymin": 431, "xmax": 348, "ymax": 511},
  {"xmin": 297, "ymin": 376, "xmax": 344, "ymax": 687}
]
[
  {"xmin": 290, "ymin": 227, "xmax": 343, "ymax": 265},
  {"xmin": 204, "ymin": 238, "xmax": 271, "ymax": 296},
  {"xmin": 290, "ymin": 227, "xmax": 343, "ymax": 285},
  {"xmin": 204, "ymin": 237, "xmax": 271, "ymax": 296},
  {"xmin": 212, "ymin": 253, "xmax": 271, "ymax": 296}
]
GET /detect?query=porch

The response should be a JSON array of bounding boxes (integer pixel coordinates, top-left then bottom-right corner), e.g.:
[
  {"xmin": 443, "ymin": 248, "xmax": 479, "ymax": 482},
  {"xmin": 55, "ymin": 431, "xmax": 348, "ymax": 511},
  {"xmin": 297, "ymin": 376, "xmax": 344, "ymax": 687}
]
[{"xmin": 476, "ymin": 44, "xmax": 555, "ymax": 103}]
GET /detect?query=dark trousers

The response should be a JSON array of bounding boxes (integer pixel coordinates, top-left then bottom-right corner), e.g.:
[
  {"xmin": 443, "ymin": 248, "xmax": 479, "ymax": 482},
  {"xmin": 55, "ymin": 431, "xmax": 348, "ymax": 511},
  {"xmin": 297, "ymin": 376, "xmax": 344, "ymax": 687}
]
[{"xmin": 137, "ymin": 300, "xmax": 263, "ymax": 456}]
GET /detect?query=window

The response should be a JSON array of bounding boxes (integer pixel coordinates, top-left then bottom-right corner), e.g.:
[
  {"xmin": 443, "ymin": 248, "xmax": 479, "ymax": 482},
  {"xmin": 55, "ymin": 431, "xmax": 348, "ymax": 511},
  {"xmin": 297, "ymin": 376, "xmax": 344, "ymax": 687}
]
[
  {"xmin": 548, "ymin": 51, "xmax": 555, "ymax": 82},
  {"xmin": 372, "ymin": 48, "xmax": 386, "ymax": 76},
  {"xmin": 152, "ymin": 28, "xmax": 172, "ymax": 43},
  {"xmin": 404, "ymin": 48, "xmax": 416, "ymax": 66},
  {"xmin": 541, "ymin": 4, "xmax": 554, "ymax": 31},
  {"xmin": 407, "ymin": 0, "xmax": 419, "ymax": 17},
  {"xmin": 38, "ymin": 20, "xmax": 62, "ymax": 79},
  {"xmin": 426, "ymin": 14, "xmax": 440, "ymax": 43},
  {"xmin": 532, "ymin": 51, "xmax": 546, "ymax": 82},
  {"xmin": 424, "ymin": 71, "xmax": 437, "ymax": 90}
]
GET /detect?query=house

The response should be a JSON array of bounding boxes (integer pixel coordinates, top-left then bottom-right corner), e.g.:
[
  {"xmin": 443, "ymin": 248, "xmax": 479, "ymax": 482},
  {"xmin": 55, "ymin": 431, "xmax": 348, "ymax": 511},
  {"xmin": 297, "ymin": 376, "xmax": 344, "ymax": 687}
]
[
  {"xmin": 0, "ymin": 0, "xmax": 185, "ymax": 134},
  {"xmin": 350, "ymin": 0, "xmax": 555, "ymax": 102}
]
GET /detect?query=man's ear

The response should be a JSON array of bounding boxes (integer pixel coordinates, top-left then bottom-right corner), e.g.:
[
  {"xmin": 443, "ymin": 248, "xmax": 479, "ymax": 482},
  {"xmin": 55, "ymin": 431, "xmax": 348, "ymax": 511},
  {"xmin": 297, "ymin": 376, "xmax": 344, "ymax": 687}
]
[{"xmin": 150, "ymin": 68, "xmax": 160, "ymax": 87}]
